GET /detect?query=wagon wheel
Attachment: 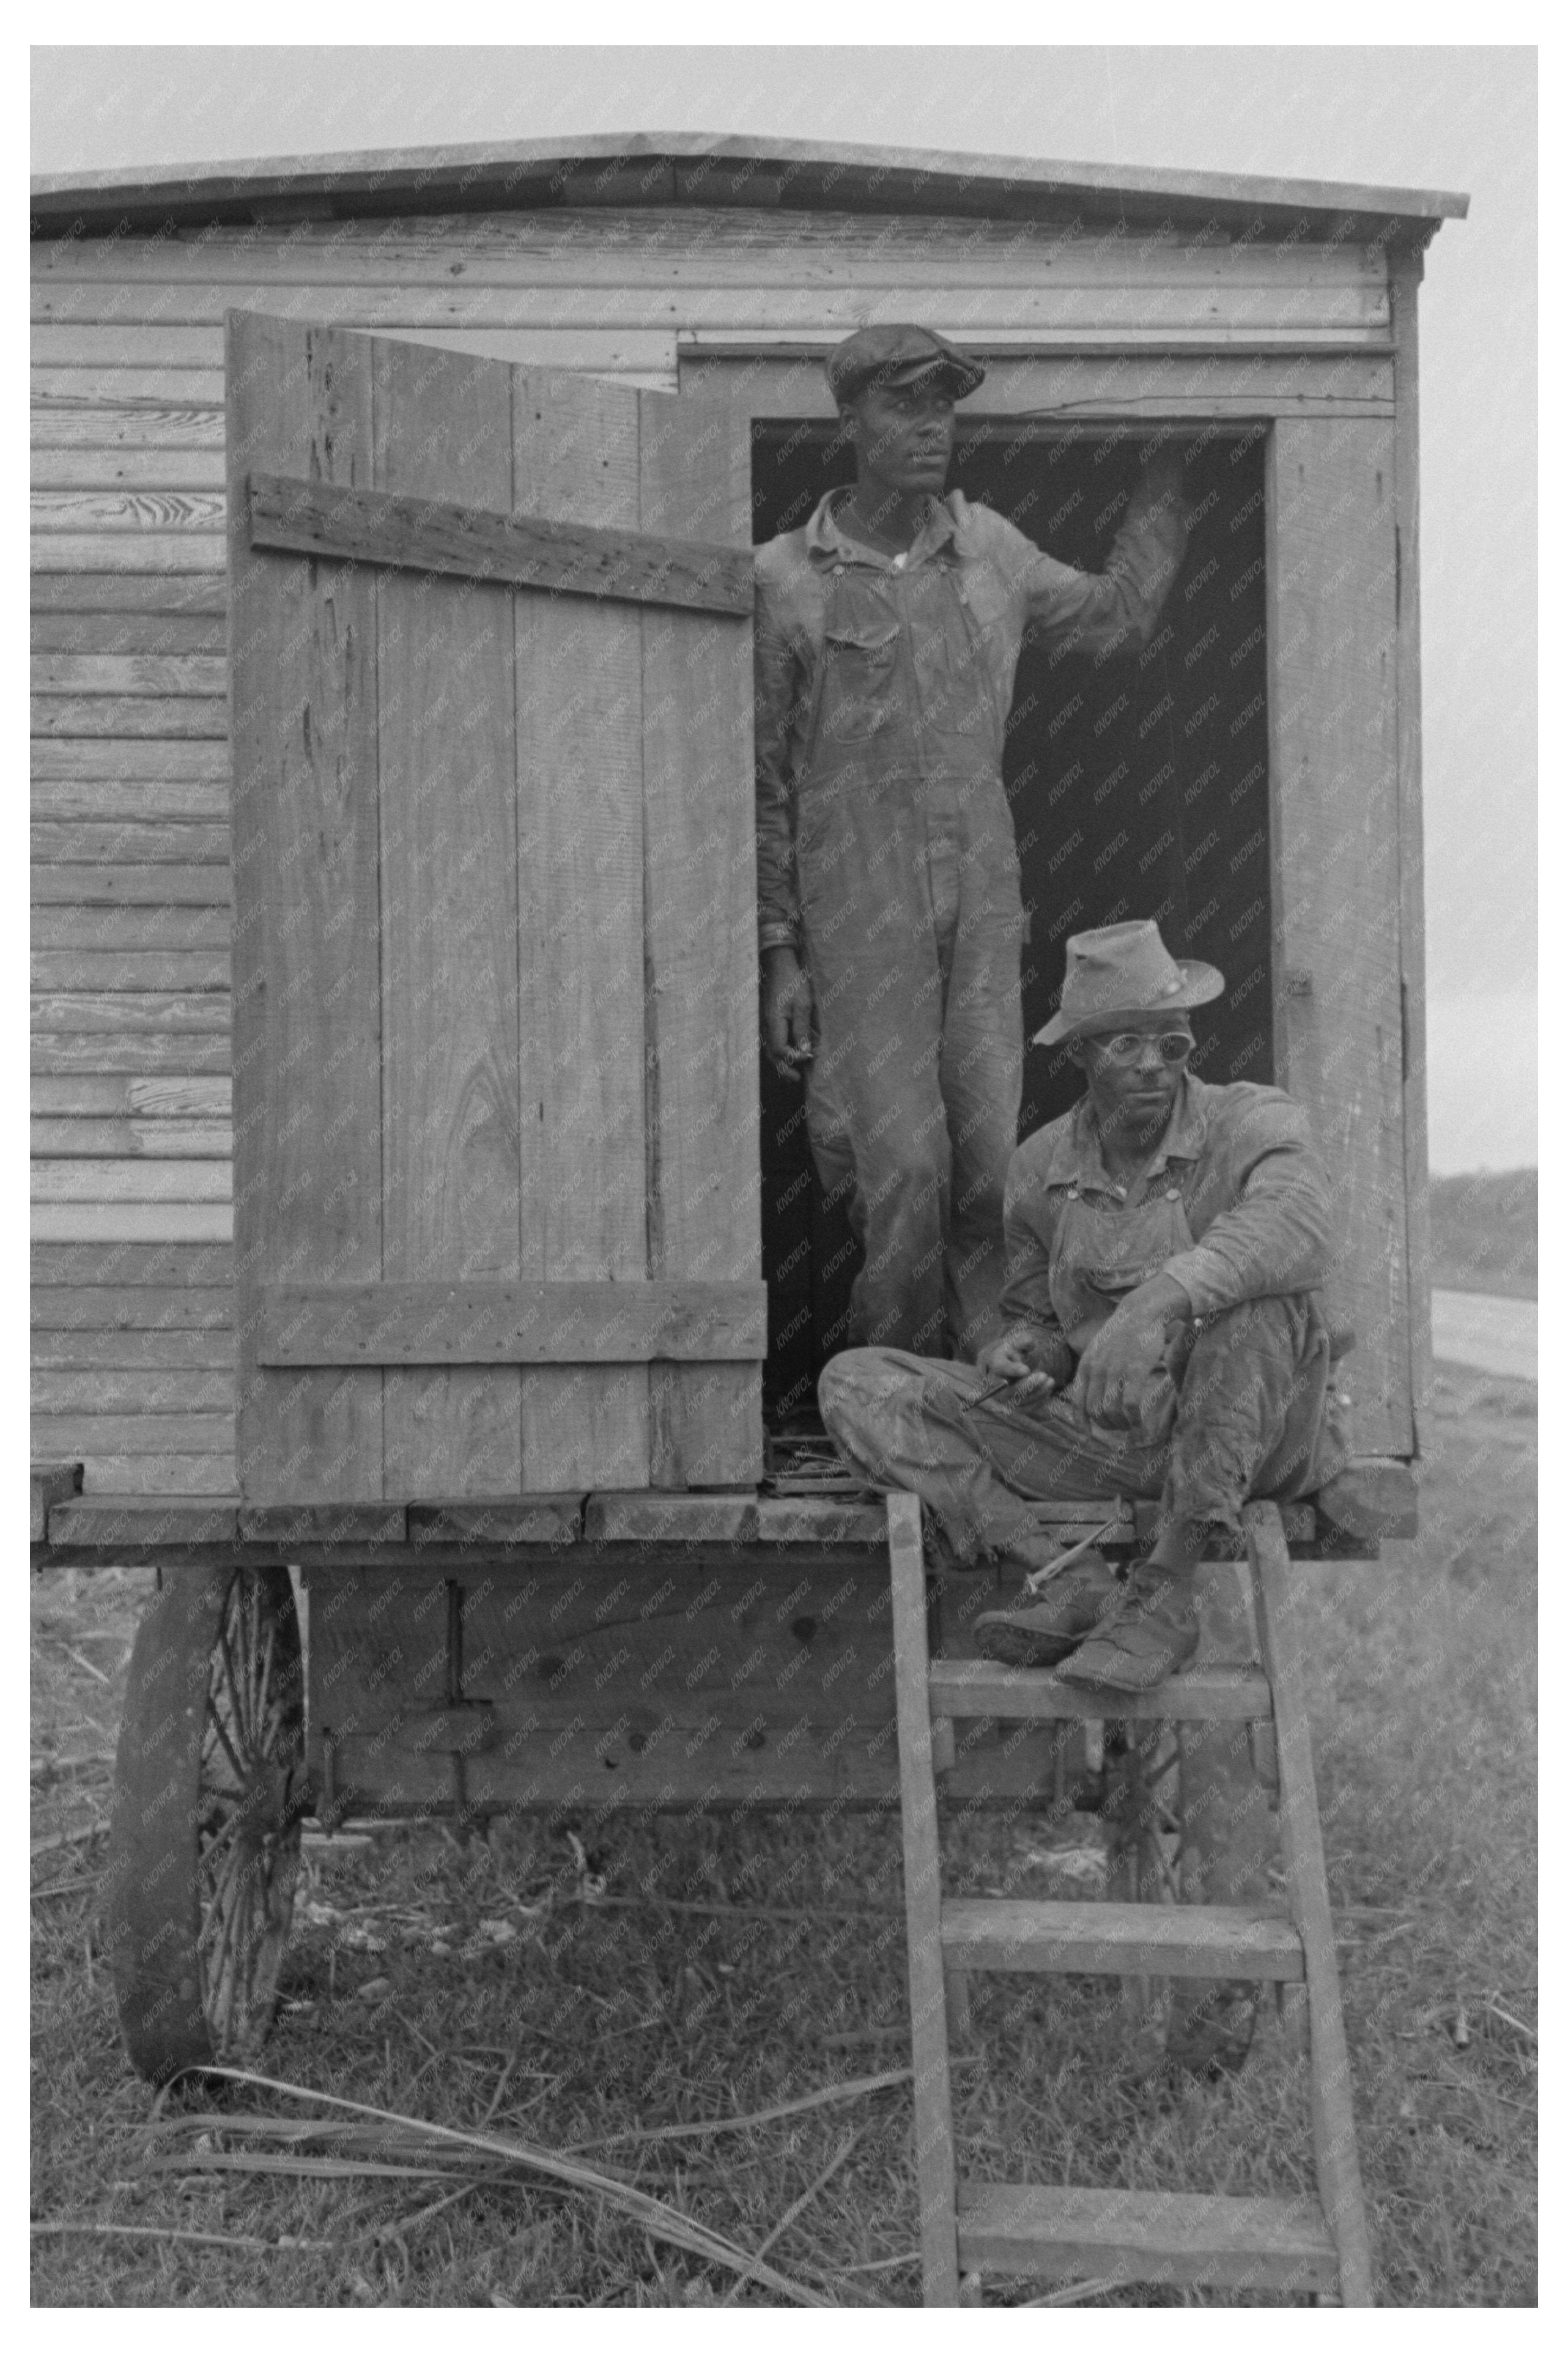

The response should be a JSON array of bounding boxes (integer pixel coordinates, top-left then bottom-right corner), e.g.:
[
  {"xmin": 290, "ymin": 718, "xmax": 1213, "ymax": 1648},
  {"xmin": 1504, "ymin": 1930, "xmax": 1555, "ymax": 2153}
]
[{"xmin": 107, "ymin": 1564, "xmax": 307, "ymax": 2083}]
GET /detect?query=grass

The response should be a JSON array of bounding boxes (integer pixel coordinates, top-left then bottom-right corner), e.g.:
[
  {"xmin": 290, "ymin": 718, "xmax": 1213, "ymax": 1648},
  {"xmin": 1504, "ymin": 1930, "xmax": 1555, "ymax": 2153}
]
[{"xmin": 31, "ymin": 1361, "xmax": 1536, "ymax": 2307}]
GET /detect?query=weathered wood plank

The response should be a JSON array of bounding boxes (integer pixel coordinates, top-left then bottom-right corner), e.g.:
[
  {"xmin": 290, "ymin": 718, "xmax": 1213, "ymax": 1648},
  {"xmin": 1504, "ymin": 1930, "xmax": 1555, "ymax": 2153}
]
[
  {"xmin": 887, "ymin": 1491, "xmax": 961, "ymax": 2306},
  {"xmin": 32, "ymin": 1117, "xmax": 230, "ymax": 1158},
  {"xmin": 927, "ymin": 1661, "xmax": 1274, "ymax": 1723},
  {"xmin": 229, "ymin": 311, "xmax": 385, "ymax": 1502},
  {"xmin": 582, "ymin": 1493, "xmax": 759, "ymax": 1543},
  {"xmin": 32, "ymin": 446, "xmax": 229, "ymax": 490},
  {"xmin": 32, "ymin": 991, "xmax": 231, "ymax": 1032},
  {"xmin": 1248, "ymin": 1504, "xmax": 1374, "ymax": 2303},
  {"xmin": 32, "ymin": 1286, "xmax": 232, "ymax": 1329},
  {"xmin": 956, "ymin": 2184, "xmax": 1337, "ymax": 2292},
  {"xmin": 31, "ymin": 1075, "xmax": 231, "ymax": 1117},
  {"xmin": 31, "ymin": 1032, "xmax": 234, "ymax": 1075},
  {"xmin": 32, "ymin": 370, "xmax": 232, "ymax": 407},
  {"xmin": 679, "ymin": 349, "xmax": 1395, "ymax": 416},
  {"xmin": 34, "ymin": 913, "xmax": 229, "ymax": 959},
  {"xmin": 31, "ymin": 736, "xmax": 229, "ymax": 778},
  {"xmin": 32, "ymin": 863, "xmax": 232, "ymax": 903},
  {"xmin": 31, "ymin": 487, "xmax": 226, "ymax": 533},
  {"xmin": 374, "ymin": 336, "xmax": 524, "ymax": 1499},
  {"xmin": 31, "ymin": 530, "xmax": 227, "ymax": 571},
  {"xmin": 28, "ymin": 569, "xmax": 228, "ymax": 614},
  {"xmin": 78, "ymin": 1455, "xmax": 237, "ymax": 1497},
  {"xmin": 34, "ymin": 1329, "xmax": 235, "ymax": 1370},
  {"xmin": 31, "ymin": 1204, "xmax": 234, "ymax": 1242},
  {"xmin": 31, "ymin": 1158, "xmax": 232, "ymax": 1200},
  {"xmin": 31, "ymin": 906, "xmax": 231, "ymax": 949},
  {"xmin": 407, "ymin": 1499, "xmax": 583, "ymax": 1548},
  {"xmin": 31, "ymin": 1410, "xmax": 234, "ymax": 1453},
  {"xmin": 1267, "ymin": 421, "xmax": 1408, "ymax": 1456},
  {"xmin": 31, "ymin": 402, "xmax": 224, "ymax": 447},
  {"xmin": 31, "ymin": 1461, "xmax": 83, "ymax": 1543},
  {"xmin": 45, "ymin": 1494, "xmax": 239, "ymax": 1544},
  {"xmin": 31, "ymin": 694, "xmax": 227, "ymax": 737},
  {"xmin": 239, "ymin": 1504, "xmax": 406, "ymax": 1546},
  {"xmin": 33, "ymin": 822, "xmax": 229, "ymax": 864},
  {"xmin": 34, "ymin": 1369, "xmax": 234, "ymax": 1412},
  {"xmin": 1389, "ymin": 249, "xmax": 1431, "ymax": 1439},
  {"xmin": 31, "ymin": 786, "xmax": 229, "ymax": 826},
  {"xmin": 514, "ymin": 370, "xmax": 651, "ymax": 1488},
  {"xmin": 255, "ymin": 1279, "xmax": 766, "ymax": 1364},
  {"xmin": 638, "ymin": 390, "xmax": 763, "ymax": 1487},
  {"xmin": 31, "ymin": 208, "xmax": 1392, "ymax": 294},
  {"xmin": 246, "ymin": 470, "xmax": 753, "ymax": 617},
  {"xmin": 32, "ymin": 950, "xmax": 230, "ymax": 990},
  {"xmin": 32, "ymin": 653, "xmax": 227, "ymax": 694},
  {"xmin": 941, "ymin": 1897, "xmax": 1303, "ymax": 1979},
  {"xmin": 30, "ymin": 612, "xmax": 227, "ymax": 654},
  {"xmin": 31, "ymin": 1239, "xmax": 234, "ymax": 1284}
]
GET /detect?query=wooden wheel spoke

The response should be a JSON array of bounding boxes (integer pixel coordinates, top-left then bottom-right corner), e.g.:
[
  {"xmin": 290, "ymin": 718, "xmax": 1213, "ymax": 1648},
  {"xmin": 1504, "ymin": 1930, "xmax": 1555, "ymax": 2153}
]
[
  {"xmin": 229, "ymin": 1578, "xmax": 254, "ymax": 1722},
  {"xmin": 204, "ymin": 1693, "xmax": 252, "ymax": 1788},
  {"xmin": 251, "ymin": 1613, "xmax": 278, "ymax": 1746}
]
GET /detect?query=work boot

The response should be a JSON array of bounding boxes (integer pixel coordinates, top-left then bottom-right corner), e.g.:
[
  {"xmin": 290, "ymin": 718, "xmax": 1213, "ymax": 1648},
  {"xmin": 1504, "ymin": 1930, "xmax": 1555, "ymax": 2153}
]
[
  {"xmin": 1057, "ymin": 1570, "xmax": 1199, "ymax": 1693},
  {"xmin": 972, "ymin": 1551, "xmax": 1124, "ymax": 1669}
]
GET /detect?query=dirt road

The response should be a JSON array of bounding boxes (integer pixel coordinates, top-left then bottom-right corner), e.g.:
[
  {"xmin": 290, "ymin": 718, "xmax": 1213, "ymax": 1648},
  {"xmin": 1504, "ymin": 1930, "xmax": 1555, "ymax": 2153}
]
[{"xmin": 1431, "ymin": 1288, "xmax": 1537, "ymax": 1382}]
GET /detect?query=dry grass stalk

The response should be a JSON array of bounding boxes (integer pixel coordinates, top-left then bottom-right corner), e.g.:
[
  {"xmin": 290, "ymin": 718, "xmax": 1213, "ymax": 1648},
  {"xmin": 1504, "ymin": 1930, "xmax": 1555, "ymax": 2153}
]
[{"xmin": 188, "ymin": 2067, "xmax": 830, "ymax": 2307}]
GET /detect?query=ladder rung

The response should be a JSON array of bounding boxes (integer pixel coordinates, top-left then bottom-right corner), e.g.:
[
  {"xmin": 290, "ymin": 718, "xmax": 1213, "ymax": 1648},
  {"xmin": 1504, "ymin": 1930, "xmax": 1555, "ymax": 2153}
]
[
  {"xmin": 956, "ymin": 2184, "xmax": 1339, "ymax": 2292},
  {"xmin": 941, "ymin": 1897, "xmax": 1304, "ymax": 1980},
  {"xmin": 928, "ymin": 1659, "xmax": 1273, "ymax": 1723}
]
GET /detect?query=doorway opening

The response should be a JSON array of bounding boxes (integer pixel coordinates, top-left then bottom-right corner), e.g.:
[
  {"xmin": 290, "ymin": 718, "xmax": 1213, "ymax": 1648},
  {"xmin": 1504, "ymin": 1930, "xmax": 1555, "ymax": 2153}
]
[{"xmin": 750, "ymin": 419, "xmax": 1274, "ymax": 1427}]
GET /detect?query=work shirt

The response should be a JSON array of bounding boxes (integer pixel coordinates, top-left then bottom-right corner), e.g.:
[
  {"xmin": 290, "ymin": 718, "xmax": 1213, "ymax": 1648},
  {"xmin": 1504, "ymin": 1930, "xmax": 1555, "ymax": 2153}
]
[
  {"xmin": 998, "ymin": 1074, "xmax": 1336, "ymax": 1365},
  {"xmin": 753, "ymin": 481, "xmax": 1188, "ymax": 950}
]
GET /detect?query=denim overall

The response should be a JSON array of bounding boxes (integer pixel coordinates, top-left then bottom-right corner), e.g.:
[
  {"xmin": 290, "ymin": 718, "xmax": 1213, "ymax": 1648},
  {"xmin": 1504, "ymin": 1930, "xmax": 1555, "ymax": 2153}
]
[{"xmin": 797, "ymin": 553, "xmax": 1025, "ymax": 1359}]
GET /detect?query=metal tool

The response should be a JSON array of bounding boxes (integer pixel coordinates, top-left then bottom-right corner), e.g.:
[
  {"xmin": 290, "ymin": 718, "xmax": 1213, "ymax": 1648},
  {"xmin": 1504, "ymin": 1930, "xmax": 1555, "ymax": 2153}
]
[{"xmin": 1022, "ymin": 1513, "xmax": 1127, "ymax": 1594}]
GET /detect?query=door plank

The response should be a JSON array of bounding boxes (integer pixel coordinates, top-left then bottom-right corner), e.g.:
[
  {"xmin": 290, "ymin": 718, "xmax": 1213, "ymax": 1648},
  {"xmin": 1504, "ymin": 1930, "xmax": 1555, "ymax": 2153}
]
[
  {"xmin": 514, "ymin": 371, "xmax": 652, "ymax": 1488},
  {"xmin": 373, "ymin": 337, "xmax": 525, "ymax": 1498},
  {"xmin": 229, "ymin": 311, "xmax": 385, "ymax": 1499},
  {"xmin": 638, "ymin": 391, "xmax": 763, "ymax": 1485}
]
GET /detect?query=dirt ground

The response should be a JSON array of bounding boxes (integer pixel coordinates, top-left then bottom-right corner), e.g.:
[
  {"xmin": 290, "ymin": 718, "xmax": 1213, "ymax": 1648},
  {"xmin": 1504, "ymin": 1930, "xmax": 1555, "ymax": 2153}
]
[{"xmin": 31, "ymin": 1359, "xmax": 1536, "ymax": 2307}]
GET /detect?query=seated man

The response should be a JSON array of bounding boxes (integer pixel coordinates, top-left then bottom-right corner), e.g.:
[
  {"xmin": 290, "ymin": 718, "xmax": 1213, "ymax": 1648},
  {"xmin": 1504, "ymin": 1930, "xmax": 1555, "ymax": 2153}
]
[{"xmin": 819, "ymin": 918, "xmax": 1348, "ymax": 1694}]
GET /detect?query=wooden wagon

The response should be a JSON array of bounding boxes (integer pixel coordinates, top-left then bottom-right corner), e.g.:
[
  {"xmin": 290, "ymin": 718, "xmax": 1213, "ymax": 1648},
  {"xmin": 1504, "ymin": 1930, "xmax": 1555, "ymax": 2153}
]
[{"xmin": 31, "ymin": 135, "xmax": 1462, "ymax": 2303}]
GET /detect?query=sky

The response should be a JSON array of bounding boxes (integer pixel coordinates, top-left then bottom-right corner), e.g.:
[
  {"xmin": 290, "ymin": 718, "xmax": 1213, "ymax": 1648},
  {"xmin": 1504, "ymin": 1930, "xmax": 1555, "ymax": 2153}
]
[{"xmin": 29, "ymin": 43, "xmax": 1538, "ymax": 1170}]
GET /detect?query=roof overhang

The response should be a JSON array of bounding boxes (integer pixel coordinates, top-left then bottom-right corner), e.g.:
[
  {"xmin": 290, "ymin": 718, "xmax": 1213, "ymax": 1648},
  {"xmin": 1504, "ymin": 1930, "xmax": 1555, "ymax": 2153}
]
[{"xmin": 31, "ymin": 130, "xmax": 1468, "ymax": 248}]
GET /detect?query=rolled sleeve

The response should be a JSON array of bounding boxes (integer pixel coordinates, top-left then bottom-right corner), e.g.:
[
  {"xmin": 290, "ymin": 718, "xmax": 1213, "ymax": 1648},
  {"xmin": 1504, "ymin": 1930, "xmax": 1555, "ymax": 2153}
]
[
  {"xmin": 1162, "ymin": 1100, "xmax": 1335, "ymax": 1317},
  {"xmin": 1018, "ymin": 473, "xmax": 1189, "ymax": 661}
]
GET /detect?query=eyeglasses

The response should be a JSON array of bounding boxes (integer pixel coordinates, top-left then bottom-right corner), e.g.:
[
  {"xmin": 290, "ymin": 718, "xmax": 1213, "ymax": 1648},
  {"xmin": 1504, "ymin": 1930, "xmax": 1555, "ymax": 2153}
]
[{"xmin": 1085, "ymin": 1032, "xmax": 1195, "ymax": 1066}]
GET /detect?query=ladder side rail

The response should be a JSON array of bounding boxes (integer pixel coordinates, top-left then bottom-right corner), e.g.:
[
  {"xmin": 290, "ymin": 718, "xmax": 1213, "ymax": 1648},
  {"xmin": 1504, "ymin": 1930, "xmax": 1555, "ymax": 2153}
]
[
  {"xmin": 887, "ymin": 1491, "xmax": 962, "ymax": 2307},
  {"xmin": 1247, "ymin": 1501, "xmax": 1376, "ymax": 2306}
]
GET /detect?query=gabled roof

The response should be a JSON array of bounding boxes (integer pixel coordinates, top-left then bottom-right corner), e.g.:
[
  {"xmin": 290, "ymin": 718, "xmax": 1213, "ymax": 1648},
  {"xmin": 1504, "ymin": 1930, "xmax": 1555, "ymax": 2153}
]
[{"xmin": 31, "ymin": 130, "xmax": 1467, "ymax": 245}]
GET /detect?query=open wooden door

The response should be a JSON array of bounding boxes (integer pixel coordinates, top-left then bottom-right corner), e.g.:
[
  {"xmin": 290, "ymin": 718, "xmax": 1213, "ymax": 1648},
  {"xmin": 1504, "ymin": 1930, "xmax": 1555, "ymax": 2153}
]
[{"xmin": 227, "ymin": 312, "xmax": 762, "ymax": 1502}]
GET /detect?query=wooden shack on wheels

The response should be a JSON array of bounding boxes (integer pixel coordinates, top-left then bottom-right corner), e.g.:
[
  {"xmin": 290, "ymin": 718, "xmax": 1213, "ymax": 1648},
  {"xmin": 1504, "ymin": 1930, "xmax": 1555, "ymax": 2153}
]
[{"xmin": 31, "ymin": 135, "xmax": 1463, "ymax": 2306}]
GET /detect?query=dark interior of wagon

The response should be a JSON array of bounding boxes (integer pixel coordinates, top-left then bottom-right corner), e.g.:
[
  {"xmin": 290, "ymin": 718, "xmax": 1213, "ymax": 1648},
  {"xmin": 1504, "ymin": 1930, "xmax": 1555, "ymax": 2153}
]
[{"xmin": 752, "ymin": 421, "xmax": 1274, "ymax": 1428}]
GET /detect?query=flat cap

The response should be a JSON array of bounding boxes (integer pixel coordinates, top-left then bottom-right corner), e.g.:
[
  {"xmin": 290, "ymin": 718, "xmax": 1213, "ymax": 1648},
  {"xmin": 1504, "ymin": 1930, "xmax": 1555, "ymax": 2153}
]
[{"xmin": 824, "ymin": 324, "xmax": 986, "ymax": 408}]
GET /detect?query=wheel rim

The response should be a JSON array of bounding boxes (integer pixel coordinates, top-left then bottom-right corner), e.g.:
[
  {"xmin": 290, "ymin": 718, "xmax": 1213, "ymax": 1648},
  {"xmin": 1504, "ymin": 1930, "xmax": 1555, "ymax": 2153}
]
[{"xmin": 195, "ymin": 1570, "xmax": 305, "ymax": 2060}]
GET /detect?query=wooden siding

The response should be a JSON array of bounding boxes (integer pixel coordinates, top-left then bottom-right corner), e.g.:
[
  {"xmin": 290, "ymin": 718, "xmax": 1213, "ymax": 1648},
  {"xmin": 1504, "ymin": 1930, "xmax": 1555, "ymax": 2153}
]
[{"xmin": 32, "ymin": 205, "xmax": 1405, "ymax": 1496}]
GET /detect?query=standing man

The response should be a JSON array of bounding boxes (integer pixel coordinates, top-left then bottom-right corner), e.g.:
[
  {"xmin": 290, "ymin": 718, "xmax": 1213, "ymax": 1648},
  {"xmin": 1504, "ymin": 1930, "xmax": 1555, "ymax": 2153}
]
[{"xmin": 755, "ymin": 325, "xmax": 1189, "ymax": 1364}]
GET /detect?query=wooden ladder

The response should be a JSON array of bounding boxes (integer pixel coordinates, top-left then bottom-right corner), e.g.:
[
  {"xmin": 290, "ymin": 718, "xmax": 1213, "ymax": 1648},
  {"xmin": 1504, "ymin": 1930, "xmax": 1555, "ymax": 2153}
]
[{"xmin": 887, "ymin": 1490, "xmax": 1374, "ymax": 2307}]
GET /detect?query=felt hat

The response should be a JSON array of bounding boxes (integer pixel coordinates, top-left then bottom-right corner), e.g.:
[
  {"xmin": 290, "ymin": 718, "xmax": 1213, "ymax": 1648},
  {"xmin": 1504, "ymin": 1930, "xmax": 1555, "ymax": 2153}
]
[
  {"xmin": 824, "ymin": 324, "xmax": 986, "ymax": 409},
  {"xmin": 1034, "ymin": 919, "xmax": 1225, "ymax": 1046}
]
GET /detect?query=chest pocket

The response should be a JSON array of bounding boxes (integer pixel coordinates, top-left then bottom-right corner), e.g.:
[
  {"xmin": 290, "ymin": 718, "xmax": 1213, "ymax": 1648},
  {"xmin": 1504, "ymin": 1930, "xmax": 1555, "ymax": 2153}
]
[{"xmin": 818, "ymin": 622, "xmax": 901, "ymax": 745}]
